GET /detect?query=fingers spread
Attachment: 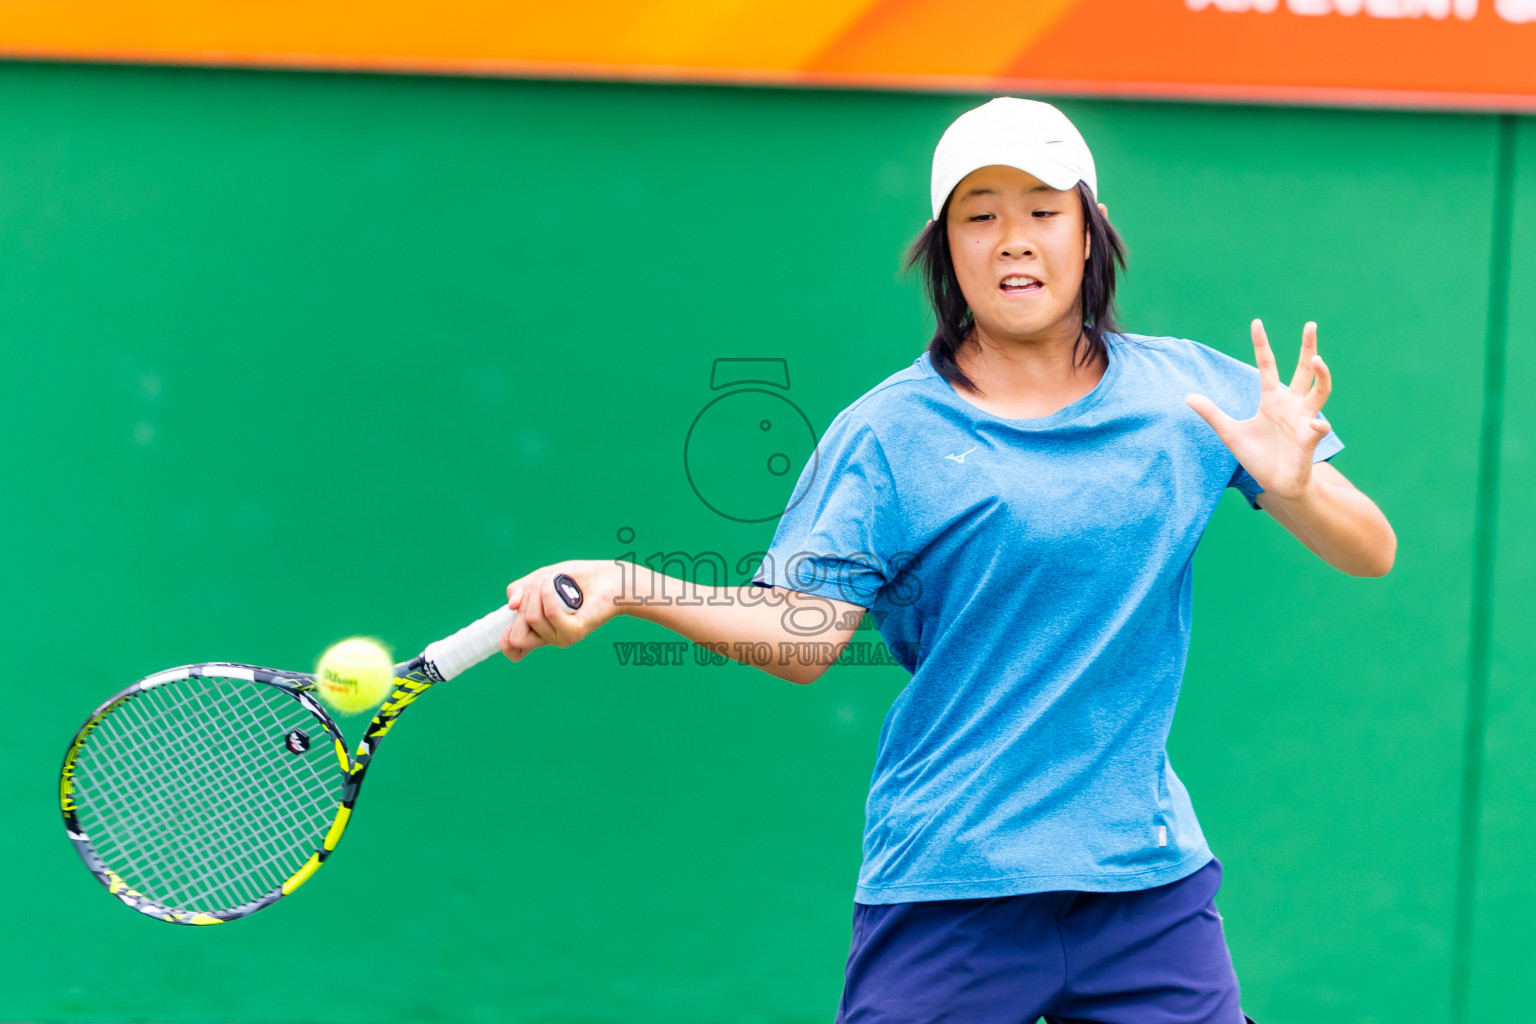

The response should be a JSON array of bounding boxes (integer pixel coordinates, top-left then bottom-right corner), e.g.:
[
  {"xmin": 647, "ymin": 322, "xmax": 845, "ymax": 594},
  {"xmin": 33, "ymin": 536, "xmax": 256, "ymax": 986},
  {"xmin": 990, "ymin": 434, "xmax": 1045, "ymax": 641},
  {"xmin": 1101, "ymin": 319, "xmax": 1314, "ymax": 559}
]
[
  {"xmin": 1304, "ymin": 412, "xmax": 1331, "ymax": 453},
  {"xmin": 1307, "ymin": 354, "xmax": 1332, "ymax": 413},
  {"xmin": 1186, "ymin": 393, "xmax": 1240, "ymax": 437},
  {"xmin": 1289, "ymin": 321, "xmax": 1318, "ymax": 395},
  {"xmin": 1251, "ymin": 319, "xmax": 1281, "ymax": 389}
]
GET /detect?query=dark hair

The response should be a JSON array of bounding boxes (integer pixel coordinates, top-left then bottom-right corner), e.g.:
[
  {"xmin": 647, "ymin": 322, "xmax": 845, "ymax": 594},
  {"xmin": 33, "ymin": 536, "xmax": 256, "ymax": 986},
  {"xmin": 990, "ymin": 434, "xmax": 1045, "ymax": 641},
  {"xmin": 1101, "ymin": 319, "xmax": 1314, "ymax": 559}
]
[{"xmin": 906, "ymin": 181, "xmax": 1127, "ymax": 394}]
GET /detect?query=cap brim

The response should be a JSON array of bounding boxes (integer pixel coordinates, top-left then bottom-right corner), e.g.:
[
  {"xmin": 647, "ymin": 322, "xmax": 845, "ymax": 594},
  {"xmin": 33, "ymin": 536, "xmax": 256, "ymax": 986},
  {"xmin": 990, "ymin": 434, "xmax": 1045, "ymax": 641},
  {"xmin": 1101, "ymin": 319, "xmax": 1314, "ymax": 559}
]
[{"xmin": 931, "ymin": 153, "xmax": 1084, "ymax": 218}]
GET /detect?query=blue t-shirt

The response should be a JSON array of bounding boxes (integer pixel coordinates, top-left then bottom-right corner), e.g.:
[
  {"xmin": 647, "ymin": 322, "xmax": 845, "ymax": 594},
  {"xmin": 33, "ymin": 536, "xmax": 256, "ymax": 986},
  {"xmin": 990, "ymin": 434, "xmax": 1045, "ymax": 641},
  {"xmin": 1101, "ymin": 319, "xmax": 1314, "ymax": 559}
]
[{"xmin": 754, "ymin": 334, "xmax": 1343, "ymax": 903}]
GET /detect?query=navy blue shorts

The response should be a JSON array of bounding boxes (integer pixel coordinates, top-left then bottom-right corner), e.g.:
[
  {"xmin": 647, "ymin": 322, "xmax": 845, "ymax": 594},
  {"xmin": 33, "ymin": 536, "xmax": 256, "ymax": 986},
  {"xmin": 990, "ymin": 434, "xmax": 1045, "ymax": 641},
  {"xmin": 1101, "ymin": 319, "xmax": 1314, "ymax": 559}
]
[{"xmin": 836, "ymin": 858, "xmax": 1250, "ymax": 1024}]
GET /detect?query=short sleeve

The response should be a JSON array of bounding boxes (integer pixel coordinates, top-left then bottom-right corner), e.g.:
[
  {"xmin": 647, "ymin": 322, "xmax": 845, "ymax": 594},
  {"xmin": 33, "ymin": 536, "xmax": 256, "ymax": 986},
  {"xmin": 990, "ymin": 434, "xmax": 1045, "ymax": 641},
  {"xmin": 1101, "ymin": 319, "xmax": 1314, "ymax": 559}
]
[{"xmin": 752, "ymin": 412, "xmax": 905, "ymax": 608}]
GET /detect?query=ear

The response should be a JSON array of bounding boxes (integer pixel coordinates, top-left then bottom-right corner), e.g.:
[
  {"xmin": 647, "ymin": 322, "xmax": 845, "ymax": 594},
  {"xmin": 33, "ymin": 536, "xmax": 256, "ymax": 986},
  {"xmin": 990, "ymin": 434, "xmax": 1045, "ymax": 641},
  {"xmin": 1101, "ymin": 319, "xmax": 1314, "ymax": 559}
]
[{"xmin": 1098, "ymin": 202, "xmax": 1109, "ymax": 220}]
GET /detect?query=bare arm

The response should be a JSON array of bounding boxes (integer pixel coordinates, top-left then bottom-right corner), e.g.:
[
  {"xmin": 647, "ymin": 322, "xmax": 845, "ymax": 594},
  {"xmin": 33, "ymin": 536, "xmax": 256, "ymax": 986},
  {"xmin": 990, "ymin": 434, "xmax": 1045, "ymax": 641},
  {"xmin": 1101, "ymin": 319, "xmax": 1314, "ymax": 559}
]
[
  {"xmin": 1255, "ymin": 461, "xmax": 1395, "ymax": 577},
  {"xmin": 498, "ymin": 560, "xmax": 865, "ymax": 685}
]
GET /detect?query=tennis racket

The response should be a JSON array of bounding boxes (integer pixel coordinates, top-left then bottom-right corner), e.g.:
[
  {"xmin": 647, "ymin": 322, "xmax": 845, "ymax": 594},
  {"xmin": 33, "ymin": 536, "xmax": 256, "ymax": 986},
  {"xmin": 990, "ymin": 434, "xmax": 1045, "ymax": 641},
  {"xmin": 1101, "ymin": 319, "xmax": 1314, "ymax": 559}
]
[{"xmin": 59, "ymin": 574, "xmax": 584, "ymax": 926}]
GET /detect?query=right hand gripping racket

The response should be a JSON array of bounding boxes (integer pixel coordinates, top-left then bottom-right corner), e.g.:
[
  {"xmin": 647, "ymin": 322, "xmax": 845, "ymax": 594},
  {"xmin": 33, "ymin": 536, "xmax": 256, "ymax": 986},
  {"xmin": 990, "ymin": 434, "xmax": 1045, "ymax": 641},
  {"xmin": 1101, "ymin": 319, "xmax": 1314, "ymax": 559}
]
[{"xmin": 58, "ymin": 575, "xmax": 584, "ymax": 925}]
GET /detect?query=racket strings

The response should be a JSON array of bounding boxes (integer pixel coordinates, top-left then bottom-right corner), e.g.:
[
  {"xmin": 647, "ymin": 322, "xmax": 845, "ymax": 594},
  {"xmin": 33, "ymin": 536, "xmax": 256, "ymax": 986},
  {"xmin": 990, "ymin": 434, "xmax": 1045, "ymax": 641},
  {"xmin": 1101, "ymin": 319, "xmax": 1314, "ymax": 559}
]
[
  {"xmin": 99, "ymin": 690, "xmax": 315, "ymax": 906},
  {"xmin": 83, "ymin": 680, "xmax": 340, "ymax": 911},
  {"xmin": 135, "ymin": 693, "xmax": 313, "ymax": 899},
  {"xmin": 89, "ymin": 692, "xmax": 280, "ymax": 900},
  {"xmin": 80, "ymin": 685, "xmax": 311, "ymax": 910},
  {"xmin": 71, "ymin": 675, "xmax": 345, "ymax": 914},
  {"xmin": 130, "ymin": 682, "xmax": 342, "ymax": 907}
]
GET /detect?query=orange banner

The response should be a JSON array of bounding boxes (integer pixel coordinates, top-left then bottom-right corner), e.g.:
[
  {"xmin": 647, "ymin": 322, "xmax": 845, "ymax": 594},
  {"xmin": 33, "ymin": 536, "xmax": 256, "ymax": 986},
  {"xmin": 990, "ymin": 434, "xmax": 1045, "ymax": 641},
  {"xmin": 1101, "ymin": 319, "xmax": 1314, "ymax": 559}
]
[{"xmin": 1, "ymin": 0, "xmax": 1533, "ymax": 110}]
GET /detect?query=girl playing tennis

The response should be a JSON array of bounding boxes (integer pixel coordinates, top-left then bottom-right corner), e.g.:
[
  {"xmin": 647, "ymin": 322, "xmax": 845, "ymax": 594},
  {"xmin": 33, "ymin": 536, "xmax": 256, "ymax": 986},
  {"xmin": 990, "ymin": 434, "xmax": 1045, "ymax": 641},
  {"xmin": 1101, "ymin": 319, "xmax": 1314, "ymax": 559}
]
[{"xmin": 500, "ymin": 98, "xmax": 1396, "ymax": 1024}]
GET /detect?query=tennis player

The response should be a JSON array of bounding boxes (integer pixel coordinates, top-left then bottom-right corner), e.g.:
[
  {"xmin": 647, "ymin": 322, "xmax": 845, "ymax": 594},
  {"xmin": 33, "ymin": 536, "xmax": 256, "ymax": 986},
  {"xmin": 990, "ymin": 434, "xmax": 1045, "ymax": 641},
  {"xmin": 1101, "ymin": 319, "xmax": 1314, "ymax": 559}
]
[{"xmin": 501, "ymin": 98, "xmax": 1396, "ymax": 1024}]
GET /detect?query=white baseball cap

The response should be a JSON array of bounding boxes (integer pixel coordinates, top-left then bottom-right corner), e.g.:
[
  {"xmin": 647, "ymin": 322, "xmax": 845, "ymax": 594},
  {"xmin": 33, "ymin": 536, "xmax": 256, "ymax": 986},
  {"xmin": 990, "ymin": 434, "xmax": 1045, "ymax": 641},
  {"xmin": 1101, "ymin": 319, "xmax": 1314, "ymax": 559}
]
[{"xmin": 930, "ymin": 97, "xmax": 1098, "ymax": 219}]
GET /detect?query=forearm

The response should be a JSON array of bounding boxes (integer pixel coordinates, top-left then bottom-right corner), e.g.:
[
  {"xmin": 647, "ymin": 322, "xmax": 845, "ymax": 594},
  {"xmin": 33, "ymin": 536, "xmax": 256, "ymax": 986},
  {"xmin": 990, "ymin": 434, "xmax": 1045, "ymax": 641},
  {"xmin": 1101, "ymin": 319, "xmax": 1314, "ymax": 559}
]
[
  {"xmin": 1256, "ymin": 472, "xmax": 1396, "ymax": 577},
  {"xmin": 619, "ymin": 566, "xmax": 863, "ymax": 685}
]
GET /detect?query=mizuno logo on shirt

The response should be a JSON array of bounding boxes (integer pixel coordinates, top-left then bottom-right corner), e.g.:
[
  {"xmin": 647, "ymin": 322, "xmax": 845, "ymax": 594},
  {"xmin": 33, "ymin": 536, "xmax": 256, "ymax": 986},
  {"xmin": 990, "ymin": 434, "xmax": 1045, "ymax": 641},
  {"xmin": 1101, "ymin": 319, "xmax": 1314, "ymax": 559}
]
[{"xmin": 944, "ymin": 447, "xmax": 976, "ymax": 463}]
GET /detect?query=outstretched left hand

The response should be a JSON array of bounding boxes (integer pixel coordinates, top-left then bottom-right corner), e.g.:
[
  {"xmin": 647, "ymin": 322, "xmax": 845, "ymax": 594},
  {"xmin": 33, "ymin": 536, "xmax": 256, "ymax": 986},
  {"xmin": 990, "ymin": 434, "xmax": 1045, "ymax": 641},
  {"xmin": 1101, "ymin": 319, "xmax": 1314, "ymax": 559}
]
[{"xmin": 1186, "ymin": 319, "xmax": 1332, "ymax": 502}]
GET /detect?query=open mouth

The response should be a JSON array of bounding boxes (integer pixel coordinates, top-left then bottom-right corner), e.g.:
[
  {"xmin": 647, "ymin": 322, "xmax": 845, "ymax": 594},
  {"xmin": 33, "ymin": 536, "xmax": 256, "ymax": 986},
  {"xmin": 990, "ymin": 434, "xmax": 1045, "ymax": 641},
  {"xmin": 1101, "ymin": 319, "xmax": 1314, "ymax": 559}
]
[{"xmin": 1000, "ymin": 275, "xmax": 1043, "ymax": 295}]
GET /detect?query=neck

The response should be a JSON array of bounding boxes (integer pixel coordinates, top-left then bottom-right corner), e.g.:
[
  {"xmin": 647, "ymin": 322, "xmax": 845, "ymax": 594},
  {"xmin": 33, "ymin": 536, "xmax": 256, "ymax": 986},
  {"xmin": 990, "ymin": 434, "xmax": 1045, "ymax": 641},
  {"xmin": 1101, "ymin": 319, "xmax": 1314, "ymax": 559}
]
[{"xmin": 953, "ymin": 320, "xmax": 1107, "ymax": 420}]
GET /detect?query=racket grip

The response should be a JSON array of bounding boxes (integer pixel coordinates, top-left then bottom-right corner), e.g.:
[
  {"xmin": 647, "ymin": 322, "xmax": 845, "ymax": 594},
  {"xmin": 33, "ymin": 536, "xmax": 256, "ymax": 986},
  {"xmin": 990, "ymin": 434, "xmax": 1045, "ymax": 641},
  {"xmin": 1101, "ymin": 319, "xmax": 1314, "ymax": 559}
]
[
  {"xmin": 422, "ymin": 605, "xmax": 517, "ymax": 682},
  {"xmin": 422, "ymin": 576, "xmax": 584, "ymax": 682}
]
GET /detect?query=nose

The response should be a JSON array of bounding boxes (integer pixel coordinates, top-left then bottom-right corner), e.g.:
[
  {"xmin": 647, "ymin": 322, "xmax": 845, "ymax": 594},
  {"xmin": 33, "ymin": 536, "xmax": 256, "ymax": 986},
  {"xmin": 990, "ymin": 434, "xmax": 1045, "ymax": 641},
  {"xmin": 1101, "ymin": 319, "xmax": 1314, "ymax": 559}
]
[{"xmin": 999, "ymin": 217, "xmax": 1034, "ymax": 258}]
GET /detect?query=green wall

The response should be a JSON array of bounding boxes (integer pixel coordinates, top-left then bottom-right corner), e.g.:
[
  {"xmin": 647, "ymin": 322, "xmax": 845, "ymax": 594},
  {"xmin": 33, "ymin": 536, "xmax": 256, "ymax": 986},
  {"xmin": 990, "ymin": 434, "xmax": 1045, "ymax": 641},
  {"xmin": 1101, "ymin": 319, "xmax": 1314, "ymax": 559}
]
[
  {"xmin": 1471, "ymin": 117, "xmax": 1536, "ymax": 1023},
  {"xmin": 0, "ymin": 61, "xmax": 1527, "ymax": 1024}
]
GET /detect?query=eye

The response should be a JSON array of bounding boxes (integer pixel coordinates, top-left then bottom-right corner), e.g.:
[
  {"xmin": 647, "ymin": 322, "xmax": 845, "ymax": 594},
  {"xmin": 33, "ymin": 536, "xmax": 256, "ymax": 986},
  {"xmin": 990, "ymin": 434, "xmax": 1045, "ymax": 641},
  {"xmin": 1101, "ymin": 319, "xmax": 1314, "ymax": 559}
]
[
  {"xmin": 1032, "ymin": 209, "xmax": 1059, "ymax": 219},
  {"xmin": 967, "ymin": 212, "xmax": 995, "ymax": 222}
]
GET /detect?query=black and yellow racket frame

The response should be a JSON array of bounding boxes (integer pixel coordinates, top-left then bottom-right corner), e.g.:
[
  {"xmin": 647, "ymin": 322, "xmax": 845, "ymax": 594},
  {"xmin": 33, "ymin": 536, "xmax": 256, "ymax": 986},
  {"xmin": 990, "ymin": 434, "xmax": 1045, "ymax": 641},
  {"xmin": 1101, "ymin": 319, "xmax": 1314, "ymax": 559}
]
[{"xmin": 59, "ymin": 656, "xmax": 442, "ymax": 925}]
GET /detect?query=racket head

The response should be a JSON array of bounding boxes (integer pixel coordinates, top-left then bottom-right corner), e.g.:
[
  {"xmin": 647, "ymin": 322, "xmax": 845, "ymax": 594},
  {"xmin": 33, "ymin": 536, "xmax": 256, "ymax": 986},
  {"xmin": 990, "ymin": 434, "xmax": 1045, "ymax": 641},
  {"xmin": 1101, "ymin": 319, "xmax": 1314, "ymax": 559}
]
[{"xmin": 60, "ymin": 664, "xmax": 352, "ymax": 924}]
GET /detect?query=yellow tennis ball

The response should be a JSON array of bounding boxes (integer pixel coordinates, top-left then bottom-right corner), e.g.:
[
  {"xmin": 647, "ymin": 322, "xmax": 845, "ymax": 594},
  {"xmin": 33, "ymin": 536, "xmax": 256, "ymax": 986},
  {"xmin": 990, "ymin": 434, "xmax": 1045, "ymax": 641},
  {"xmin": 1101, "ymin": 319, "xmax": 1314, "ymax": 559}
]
[{"xmin": 315, "ymin": 637, "xmax": 395, "ymax": 715}]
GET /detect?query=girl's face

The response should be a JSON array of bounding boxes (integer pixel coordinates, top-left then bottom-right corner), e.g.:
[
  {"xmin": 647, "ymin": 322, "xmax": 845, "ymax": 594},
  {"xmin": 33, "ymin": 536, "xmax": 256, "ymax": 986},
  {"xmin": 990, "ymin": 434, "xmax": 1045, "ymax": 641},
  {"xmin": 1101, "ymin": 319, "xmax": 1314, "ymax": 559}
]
[{"xmin": 945, "ymin": 165, "xmax": 1090, "ymax": 348}]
